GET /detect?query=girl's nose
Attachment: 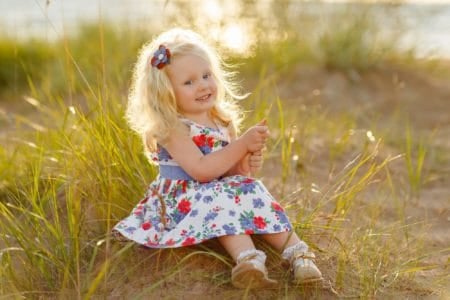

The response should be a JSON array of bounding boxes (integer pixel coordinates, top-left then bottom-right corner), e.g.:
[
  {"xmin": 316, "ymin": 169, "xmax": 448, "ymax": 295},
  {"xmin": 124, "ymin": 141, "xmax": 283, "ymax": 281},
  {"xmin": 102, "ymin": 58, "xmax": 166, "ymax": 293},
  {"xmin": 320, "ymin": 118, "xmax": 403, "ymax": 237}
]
[{"xmin": 199, "ymin": 80, "xmax": 208, "ymax": 90}]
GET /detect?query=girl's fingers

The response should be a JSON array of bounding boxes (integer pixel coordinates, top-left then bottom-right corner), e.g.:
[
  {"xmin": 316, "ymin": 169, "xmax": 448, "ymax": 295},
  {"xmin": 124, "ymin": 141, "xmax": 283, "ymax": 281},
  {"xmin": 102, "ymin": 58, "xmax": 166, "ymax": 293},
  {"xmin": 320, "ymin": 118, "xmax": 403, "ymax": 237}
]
[
  {"xmin": 250, "ymin": 157, "xmax": 262, "ymax": 162},
  {"xmin": 255, "ymin": 126, "xmax": 268, "ymax": 134},
  {"xmin": 249, "ymin": 161, "xmax": 263, "ymax": 168},
  {"xmin": 249, "ymin": 157, "xmax": 262, "ymax": 165},
  {"xmin": 257, "ymin": 119, "xmax": 267, "ymax": 126}
]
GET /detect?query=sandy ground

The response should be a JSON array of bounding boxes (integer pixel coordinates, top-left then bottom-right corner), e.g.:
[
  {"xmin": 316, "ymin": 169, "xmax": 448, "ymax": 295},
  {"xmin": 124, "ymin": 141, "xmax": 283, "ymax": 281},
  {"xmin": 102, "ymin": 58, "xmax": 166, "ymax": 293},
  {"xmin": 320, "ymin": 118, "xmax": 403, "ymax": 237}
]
[
  {"xmin": 268, "ymin": 63, "xmax": 450, "ymax": 297},
  {"xmin": 270, "ymin": 62, "xmax": 449, "ymax": 252}
]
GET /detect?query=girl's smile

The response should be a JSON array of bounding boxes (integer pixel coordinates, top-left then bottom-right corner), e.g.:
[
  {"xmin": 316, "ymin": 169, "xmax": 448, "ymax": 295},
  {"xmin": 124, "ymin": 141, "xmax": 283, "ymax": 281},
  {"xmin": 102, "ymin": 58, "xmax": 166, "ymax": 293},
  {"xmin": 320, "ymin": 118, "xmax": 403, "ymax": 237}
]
[
  {"xmin": 196, "ymin": 94, "xmax": 211, "ymax": 101},
  {"xmin": 166, "ymin": 54, "xmax": 217, "ymax": 120}
]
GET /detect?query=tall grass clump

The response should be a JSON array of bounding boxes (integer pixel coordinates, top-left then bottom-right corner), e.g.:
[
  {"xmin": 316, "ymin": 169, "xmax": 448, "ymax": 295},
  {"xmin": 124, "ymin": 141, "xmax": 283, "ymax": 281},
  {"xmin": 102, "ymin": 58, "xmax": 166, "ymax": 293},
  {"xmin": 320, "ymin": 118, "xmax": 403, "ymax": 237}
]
[
  {"xmin": 0, "ymin": 97, "xmax": 158, "ymax": 297},
  {"xmin": 0, "ymin": 37, "xmax": 56, "ymax": 93},
  {"xmin": 0, "ymin": 22, "xmax": 157, "ymax": 297},
  {"xmin": 0, "ymin": 23, "xmax": 148, "ymax": 105},
  {"xmin": 315, "ymin": 5, "xmax": 404, "ymax": 72},
  {"xmin": 404, "ymin": 125, "xmax": 428, "ymax": 197}
]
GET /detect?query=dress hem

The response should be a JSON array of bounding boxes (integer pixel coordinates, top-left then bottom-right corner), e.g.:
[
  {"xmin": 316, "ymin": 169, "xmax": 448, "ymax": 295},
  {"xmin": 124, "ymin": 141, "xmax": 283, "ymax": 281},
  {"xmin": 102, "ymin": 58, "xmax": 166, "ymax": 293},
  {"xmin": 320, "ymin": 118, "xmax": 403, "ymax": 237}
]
[{"xmin": 112, "ymin": 226, "xmax": 293, "ymax": 249}]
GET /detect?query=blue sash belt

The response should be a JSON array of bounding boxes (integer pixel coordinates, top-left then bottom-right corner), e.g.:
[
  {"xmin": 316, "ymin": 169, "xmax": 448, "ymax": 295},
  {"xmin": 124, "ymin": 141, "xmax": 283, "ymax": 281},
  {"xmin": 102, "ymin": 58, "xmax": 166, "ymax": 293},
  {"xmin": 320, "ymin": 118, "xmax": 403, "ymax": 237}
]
[{"xmin": 159, "ymin": 165, "xmax": 194, "ymax": 180}]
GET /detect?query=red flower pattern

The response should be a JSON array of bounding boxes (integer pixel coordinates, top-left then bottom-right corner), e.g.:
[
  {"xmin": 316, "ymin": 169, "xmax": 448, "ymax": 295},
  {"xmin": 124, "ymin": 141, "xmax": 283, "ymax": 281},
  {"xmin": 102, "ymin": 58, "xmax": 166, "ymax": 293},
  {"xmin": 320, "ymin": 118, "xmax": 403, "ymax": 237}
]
[
  {"xmin": 243, "ymin": 178, "xmax": 254, "ymax": 184},
  {"xmin": 193, "ymin": 134, "xmax": 215, "ymax": 148},
  {"xmin": 253, "ymin": 216, "xmax": 267, "ymax": 229},
  {"xmin": 206, "ymin": 136, "xmax": 214, "ymax": 148},
  {"xmin": 165, "ymin": 239, "xmax": 176, "ymax": 246},
  {"xmin": 178, "ymin": 199, "xmax": 191, "ymax": 214},
  {"xmin": 181, "ymin": 237, "xmax": 196, "ymax": 246},
  {"xmin": 193, "ymin": 134, "xmax": 207, "ymax": 147},
  {"xmin": 142, "ymin": 222, "xmax": 152, "ymax": 230},
  {"xmin": 181, "ymin": 181, "xmax": 188, "ymax": 193},
  {"xmin": 134, "ymin": 206, "xmax": 143, "ymax": 216},
  {"xmin": 271, "ymin": 202, "xmax": 284, "ymax": 212}
]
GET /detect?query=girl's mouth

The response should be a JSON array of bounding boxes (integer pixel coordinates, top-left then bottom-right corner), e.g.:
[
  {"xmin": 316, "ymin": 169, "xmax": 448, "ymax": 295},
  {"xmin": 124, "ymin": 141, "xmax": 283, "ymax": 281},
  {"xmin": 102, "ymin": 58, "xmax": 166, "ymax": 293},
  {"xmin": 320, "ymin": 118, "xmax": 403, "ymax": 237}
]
[{"xmin": 196, "ymin": 94, "xmax": 211, "ymax": 102}]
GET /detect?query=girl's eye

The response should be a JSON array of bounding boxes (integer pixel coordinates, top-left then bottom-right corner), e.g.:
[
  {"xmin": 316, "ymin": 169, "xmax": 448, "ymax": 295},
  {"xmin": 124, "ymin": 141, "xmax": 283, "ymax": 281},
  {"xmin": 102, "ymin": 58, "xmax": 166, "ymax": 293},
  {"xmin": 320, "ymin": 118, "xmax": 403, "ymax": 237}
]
[
  {"xmin": 184, "ymin": 80, "xmax": 193, "ymax": 85},
  {"xmin": 203, "ymin": 73, "xmax": 211, "ymax": 79}
]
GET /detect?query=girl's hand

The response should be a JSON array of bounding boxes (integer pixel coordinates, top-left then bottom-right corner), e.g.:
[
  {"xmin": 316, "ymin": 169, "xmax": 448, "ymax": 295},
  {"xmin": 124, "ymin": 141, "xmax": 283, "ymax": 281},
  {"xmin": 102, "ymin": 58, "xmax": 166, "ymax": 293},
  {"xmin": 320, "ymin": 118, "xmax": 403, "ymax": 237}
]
[
  {"xmin": 224, "ymin": 120, "xmax": 269, "ymax": 177},
  {"xmin": 249, "ymin": 150, "xmax": 264, "ymax": 174},
  {"xmin": 241, "ymin": 123, "xmax": 269, "ymax": 153}
]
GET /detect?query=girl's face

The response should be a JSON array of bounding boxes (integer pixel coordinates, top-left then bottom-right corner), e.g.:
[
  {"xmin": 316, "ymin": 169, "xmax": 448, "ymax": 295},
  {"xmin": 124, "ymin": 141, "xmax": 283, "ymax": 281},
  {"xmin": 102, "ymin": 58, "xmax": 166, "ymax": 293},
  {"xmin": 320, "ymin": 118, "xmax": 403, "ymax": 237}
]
[{"xmin": 166, "ymin": 54, "xmax": 217, "ymax": 119}]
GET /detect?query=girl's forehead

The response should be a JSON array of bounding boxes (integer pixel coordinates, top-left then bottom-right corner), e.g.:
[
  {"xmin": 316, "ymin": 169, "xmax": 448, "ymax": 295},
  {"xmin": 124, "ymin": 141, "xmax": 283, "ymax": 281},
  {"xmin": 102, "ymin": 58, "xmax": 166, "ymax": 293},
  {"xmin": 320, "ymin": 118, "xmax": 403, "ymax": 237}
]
[
  {"xmin": 168, "ymin": 54, "xmax": 211, "ymax": 75},
  {"xmin": 173, "ymin": 54, "xmax": 210, "ymax": 66}
]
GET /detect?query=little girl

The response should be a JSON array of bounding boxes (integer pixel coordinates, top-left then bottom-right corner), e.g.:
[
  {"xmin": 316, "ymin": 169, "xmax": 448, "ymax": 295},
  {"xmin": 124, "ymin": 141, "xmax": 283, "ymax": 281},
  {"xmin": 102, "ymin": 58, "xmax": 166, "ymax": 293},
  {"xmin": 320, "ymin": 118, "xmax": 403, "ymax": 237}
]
[{"xmin": 112, "ymin": 28, "xmax": 322, "ymax": 288}]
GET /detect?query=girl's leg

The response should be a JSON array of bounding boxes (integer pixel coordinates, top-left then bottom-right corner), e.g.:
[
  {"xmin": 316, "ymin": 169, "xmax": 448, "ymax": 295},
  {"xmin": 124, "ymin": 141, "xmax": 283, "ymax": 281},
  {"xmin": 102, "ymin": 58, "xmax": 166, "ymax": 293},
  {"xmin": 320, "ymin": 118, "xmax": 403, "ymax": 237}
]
[
  {"xmin": 218, "ymin": 234, "xmax": 256, "ymax": 261},
  {"xmin": 260, "ymin": 231, "xmax": 304, "ymax": 252}
]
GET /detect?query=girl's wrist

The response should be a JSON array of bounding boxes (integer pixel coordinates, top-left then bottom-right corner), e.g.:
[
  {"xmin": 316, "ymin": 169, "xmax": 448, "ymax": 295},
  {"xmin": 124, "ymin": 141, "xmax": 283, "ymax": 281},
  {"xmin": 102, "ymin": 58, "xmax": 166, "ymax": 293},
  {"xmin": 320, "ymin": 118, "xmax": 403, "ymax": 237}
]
[{"xmin": 235, "ymin": 135, "xmax": 250, "ymax": 153}]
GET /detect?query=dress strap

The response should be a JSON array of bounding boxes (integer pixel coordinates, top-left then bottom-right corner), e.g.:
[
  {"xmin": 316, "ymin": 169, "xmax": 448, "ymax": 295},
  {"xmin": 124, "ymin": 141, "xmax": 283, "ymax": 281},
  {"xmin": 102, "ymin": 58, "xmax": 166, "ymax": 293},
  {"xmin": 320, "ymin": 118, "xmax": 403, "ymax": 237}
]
[{"xmin": 178, "ymin": 116, "xmax": 230, "ymax": 143}]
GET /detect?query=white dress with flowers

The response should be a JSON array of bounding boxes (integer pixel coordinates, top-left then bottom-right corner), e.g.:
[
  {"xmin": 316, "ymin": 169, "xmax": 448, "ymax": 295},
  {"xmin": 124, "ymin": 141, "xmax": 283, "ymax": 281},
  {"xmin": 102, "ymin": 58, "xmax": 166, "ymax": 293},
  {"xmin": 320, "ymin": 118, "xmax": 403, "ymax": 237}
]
[{"xmin": 113, "ymin": 119, "xmax": 293, "ymax": 248}]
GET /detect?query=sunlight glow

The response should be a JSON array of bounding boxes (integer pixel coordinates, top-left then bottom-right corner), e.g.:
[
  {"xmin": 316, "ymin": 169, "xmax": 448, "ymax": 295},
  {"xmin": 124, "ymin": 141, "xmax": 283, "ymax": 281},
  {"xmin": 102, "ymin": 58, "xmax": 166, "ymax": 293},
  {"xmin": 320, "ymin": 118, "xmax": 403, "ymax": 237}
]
[
  {"xmin": 366, "ymin": 131, "xmax": 376, "ymax": 143},
  {"xmin": 24, "ymin": 96, "xmax": 41, "ymax": 107},
  {"xmin": 311, "ymin": 183, "xmax": 321, "ymax": 194},
  {"xmin": 222, "ymin": 24, "xmax": 249, "ymax": 52},
  {"xmin": 202, "ymin": 0, "xmax": 223, "ymax": 21}
]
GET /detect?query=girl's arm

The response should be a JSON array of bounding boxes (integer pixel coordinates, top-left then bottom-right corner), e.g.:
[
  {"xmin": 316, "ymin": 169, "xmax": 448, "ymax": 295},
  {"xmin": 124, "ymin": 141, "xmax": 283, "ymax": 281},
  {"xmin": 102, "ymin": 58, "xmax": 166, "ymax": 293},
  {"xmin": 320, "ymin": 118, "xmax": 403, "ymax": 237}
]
[
  {"xmin": 163, "ymin": 125, "xmax": 269, "ymax": 182},
  {"xmin": 227, "ymin": 120, "xmax": 267, "ymax": 177}
]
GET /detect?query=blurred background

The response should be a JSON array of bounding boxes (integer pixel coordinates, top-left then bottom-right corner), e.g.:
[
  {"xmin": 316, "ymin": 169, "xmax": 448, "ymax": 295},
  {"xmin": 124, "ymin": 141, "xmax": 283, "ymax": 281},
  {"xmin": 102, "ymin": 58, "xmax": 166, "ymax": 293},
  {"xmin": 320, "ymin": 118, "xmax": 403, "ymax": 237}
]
[
  {"xmin": 0, "ymin": 0, "xmax": 449, "ymax": 299},
  {"xmin": 2, "ymin": 0, "xmax": 450, "ymax": 58}
]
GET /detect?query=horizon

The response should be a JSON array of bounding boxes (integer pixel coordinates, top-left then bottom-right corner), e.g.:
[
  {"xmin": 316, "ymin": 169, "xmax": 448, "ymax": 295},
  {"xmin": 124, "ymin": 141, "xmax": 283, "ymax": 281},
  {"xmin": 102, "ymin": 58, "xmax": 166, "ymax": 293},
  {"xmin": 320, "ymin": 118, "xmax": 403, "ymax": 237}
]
[{"xmin": 1, "ymin": 0, "xmax": 449, "ymax": 58}]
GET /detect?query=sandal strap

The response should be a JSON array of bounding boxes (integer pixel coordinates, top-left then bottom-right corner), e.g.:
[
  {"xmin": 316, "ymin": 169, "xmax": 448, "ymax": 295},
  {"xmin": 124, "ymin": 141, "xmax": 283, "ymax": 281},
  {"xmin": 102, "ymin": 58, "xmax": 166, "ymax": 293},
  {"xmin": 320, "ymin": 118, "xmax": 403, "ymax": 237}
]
[
  {"xmin": 238, "ymin": 253, "xmax": 259, "ymax": 263},
  {"xmin": 292, "ymin": 251, "xmax": 316, "ymax": 262},
  {"xmin": 281, "ymin": 241, "xmax": 309, "ymax": 261},
  {"xmin": 236, "ymin": 249, "xmax": 266, "ymax": 264},
  {"xmin": 291, "ymin": 251, "xmax": 318, "ymax": 271}
]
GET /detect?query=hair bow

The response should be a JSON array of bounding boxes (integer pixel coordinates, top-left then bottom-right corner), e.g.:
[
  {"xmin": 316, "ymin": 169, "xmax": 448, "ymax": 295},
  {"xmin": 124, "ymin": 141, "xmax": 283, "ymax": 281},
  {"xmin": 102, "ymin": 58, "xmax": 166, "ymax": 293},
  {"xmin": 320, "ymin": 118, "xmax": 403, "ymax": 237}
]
[{"xmin": 151, "ymin": 45, "xmax": 171, "ymax": 69}]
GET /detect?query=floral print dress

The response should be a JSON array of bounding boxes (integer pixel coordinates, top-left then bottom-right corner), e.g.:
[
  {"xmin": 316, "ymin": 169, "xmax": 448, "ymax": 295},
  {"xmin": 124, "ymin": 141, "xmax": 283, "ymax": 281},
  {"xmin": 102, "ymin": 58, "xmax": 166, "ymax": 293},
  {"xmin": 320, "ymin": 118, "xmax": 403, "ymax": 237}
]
[{"xmin": 113, "ymin": 118, "xmax": 293, "ymax": 248}]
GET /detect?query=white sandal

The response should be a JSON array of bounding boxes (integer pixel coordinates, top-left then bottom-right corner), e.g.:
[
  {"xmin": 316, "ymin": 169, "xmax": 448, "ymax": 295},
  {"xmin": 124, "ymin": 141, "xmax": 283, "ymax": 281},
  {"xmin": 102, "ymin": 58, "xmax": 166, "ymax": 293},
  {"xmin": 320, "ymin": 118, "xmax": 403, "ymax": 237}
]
[
  {"xmin": 291, "ymin": 251, "xmax": 323, "ymax": 284},
  {"xmin": 231, "ymin": 250, "xmax": 278, "ymax": 289}
]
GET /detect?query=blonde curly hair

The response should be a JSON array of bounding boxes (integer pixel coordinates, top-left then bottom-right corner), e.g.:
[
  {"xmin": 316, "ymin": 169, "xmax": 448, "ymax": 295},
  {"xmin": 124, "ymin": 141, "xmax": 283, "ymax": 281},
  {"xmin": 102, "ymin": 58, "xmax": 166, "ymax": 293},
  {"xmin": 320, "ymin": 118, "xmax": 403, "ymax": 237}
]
[{"xmin": 126, "ymin": 28, "xmax": 247, "ymax": 153}]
